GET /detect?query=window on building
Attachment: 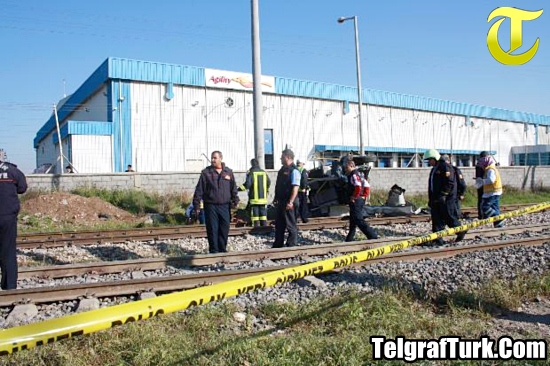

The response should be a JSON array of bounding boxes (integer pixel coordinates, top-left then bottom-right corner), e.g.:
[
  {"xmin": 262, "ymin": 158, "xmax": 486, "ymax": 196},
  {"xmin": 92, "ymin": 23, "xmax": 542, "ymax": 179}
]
[
  {"xmin": 377, "ymin": 154, "xmax": 392, "ymax": 168},
  {"xmin": 264, "ymin": 129, "xmax": 274, "ymax": 169}
]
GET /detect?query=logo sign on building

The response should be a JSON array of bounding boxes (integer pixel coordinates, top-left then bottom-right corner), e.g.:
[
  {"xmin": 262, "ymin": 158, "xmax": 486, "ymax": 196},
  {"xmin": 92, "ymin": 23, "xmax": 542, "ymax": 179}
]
[
  {"xmin": 487, "ymin": 7, "xmax": 543, "ymax": 65},
  {"xmin": 205, "ymin": 68, "xmax": 275, "ymax": 92}
]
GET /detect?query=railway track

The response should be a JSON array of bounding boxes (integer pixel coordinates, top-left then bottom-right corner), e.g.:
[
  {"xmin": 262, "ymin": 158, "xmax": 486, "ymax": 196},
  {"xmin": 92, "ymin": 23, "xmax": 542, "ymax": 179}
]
[
  {"xmin": 3, "ymin": 225, "xmax": 549, "ymax": 307},
  {"xmin": 16, "ymin": 204, "xmax": 534, "ymax": 249},
  {"xmin": 16, "ymin": 223, "xmax": 549, "ymax": 281}
]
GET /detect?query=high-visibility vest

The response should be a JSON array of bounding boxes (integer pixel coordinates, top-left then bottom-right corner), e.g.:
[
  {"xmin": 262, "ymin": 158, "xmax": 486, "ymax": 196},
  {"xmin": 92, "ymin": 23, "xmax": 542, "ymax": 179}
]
[
  {"xmin": 250, "ymin": 170, "xmax": 269, "ymax": 205},
  {"xmin": 483, "ymin": 165, "xmax": 503, "ymax": 194}
]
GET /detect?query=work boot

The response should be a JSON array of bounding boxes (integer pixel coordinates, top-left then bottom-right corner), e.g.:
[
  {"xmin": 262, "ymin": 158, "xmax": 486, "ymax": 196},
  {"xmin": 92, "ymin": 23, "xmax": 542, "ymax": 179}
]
[
  {"xmin": 429, "ymin": 238, "xmax": 445, "ymax": 247},
  {"xmin": 455, "ymin": 230, "xmax": 468, "ymax": 242}
]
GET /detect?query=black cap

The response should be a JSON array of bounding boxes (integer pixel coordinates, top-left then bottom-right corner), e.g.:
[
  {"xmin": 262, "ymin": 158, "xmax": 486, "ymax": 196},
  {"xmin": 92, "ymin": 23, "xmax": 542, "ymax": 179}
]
[{"xmin": 480, "ymin": 151, "xmax": 489, "ymax": 157}]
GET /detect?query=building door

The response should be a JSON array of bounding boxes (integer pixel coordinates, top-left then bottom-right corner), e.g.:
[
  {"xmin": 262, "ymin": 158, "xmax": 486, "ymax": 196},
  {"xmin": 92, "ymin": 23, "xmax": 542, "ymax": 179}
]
[{"xmin": 264, "ymin": 129, "xmax": 274, "ymax": 169}]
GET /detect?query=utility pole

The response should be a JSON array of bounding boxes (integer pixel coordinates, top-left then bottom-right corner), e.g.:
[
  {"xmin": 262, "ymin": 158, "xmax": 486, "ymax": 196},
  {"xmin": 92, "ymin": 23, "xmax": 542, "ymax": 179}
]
[
  {"xmin": 251, "ymin": 0, "xmax": 265, "ymax": 168},
  {"xmin": 338, "ymin": 16, "xmax": 366, "ymax": 154},
  {"xmin": 53, "ymin": 104, "xmax": 64, "ymax": 174}
]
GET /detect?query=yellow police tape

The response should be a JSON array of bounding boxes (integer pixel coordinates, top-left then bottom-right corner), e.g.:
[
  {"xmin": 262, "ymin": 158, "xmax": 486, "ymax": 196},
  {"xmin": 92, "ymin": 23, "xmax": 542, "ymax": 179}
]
[{"xmin": 1, "ymin": 202, "xmax": 549, "ymax": 355}]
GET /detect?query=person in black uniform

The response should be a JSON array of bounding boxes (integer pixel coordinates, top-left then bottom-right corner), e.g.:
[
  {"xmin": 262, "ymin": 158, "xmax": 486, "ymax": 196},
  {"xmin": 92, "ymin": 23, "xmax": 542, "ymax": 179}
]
[
  {"xmin": 0, "ymin": 151, "xmax": 27, "ymax": 290},
  {"xmin": 344, "ymin": 159, "xmax": 378, "ymax": 242},
  {"xmin": 441, "ymin": 154, "xmax": 466, "ymax": 219},
  {"xmin": 295, "ymin": 159, "xmax": 310, "ymax": 223},
  {"xmin": 272, "ymin": 149, "xmax": 301, "ymax": 248},
  {"xmin": 193, "ymin": 151, "xmax": 239, "ymax": 253},
  {"xmin": 423, "ymin": 149, "xmax": 466, "ymax": 245},
  {"xmin": 475, "ymin": 151, "xmax": 488, "ymax": 219},
  {"xmin": 239, "ymin": 158, "xmax": 270, "ymax": 227}
]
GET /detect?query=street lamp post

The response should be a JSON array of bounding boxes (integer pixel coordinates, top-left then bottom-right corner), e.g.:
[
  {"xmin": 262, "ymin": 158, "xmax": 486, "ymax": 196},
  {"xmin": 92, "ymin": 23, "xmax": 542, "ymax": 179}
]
[{"xmin": 338, "ymin": 15, "xmax": 365, "ymax": 155}]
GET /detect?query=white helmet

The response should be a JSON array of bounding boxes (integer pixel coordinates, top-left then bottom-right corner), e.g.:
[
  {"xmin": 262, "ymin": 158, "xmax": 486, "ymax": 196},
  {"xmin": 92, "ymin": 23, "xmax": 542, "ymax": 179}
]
[{"xmin": 423, "ymin": 149, "xmax": 440, "ymax": 161}]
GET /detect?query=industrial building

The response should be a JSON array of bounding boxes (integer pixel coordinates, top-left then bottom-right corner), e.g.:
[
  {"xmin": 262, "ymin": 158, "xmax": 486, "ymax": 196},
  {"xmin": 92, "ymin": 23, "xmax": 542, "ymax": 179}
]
[{"xmin": 34, "ymin": 57, "xmax": 550, "ymax": 173}]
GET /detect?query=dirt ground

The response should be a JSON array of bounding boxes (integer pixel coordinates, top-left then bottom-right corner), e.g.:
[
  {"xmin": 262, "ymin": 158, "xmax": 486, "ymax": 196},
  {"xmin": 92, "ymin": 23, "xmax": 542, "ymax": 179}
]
[
  {"xmin": 490, "ymin": 298, "xmax": 550, "ymax": 339},
  {"xmin": 19, "ymin": 192, "xmax": 141, "ymax": 227}
]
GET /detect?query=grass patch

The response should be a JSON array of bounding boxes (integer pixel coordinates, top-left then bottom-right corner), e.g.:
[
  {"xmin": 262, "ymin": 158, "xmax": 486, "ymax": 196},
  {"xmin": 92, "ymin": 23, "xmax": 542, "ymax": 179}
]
[
  {"xmin": 6, "ymin": 270, "xmax": 550, "ymax": 366},
  {"xmin": 370, "ymin": 185, "xmax": 550, "ymax": 210},
  {"xmin": 0, "ymin": 290, "xmax": 482, "ymax": 365},
  {"xmin": 71, "ymin": 187, "xmax": 191, "ymax": 215},
  {"xmin": 440, "ymin": 271, "xmax": 550, "ymax": 315},
  {"xmin": 17, "ymin": 213, "xmax": 139, "ymax": 234}
]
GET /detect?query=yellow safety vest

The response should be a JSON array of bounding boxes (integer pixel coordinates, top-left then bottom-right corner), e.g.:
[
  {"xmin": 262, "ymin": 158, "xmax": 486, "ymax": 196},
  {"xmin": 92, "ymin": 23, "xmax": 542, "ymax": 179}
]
[
  {"xmin": 250, "ymin": 171, "xmax": 269, "ymax": 205},
  {"xmin": 483, "ymin": 165, "xmax": 503, "ymax": 194}
]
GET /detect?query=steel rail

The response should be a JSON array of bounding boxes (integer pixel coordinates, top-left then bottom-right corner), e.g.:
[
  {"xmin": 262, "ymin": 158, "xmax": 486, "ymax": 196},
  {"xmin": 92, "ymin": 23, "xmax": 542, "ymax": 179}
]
[
  {"xmin": 16, "ymin": 204, "xmax": 536, "ymax": 249},
  {"xmin": 16, "ymin": 223, "xmax": 549, "ymax": 281},
  {"xmin": 3, "ymin": 232, "xmax": 548, "ymax": 307}
]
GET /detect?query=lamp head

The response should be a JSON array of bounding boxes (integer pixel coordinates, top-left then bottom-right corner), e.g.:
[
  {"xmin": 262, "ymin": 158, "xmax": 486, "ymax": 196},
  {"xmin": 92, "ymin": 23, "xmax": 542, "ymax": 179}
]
[{"xmin": 337, "ymin": 17, "xmax": 347, "ymax": 23}]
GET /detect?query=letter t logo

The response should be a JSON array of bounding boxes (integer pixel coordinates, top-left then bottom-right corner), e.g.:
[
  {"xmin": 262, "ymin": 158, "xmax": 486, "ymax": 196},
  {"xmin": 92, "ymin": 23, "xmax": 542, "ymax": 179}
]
[{"xmin": 487, "ymin": 7, "xmax": 543, "ymax": 65}]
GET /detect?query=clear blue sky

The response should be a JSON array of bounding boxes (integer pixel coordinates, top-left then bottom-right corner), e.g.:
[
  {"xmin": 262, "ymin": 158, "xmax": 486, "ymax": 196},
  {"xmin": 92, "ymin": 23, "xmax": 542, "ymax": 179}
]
[{"xmin": 1, "ymin": 0, "xmax": 548, "ymax": 173}]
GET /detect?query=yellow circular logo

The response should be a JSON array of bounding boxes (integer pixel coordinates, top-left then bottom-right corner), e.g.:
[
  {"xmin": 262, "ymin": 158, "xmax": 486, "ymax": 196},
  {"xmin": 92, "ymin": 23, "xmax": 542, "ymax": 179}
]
[{"xmin": 487, "ymin": 7, "xmax": 543, "ymax": 65}]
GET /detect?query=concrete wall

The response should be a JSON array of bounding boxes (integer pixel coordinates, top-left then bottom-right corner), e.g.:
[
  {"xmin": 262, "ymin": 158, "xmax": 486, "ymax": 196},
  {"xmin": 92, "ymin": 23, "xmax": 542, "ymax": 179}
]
[{"xmin": 26, "ymin": 166, "xmax": 550, "ymax": 202}]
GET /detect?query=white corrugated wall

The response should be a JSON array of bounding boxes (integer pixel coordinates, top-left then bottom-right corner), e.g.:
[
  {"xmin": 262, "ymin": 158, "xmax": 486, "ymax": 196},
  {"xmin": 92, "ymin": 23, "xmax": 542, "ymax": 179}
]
[
  {"xmin": 450, "ymin": 116, "xmax": 468, "ymax": 152},
  {"xmin": 69, "ymin": 87, "xmax": 108, "ymax": 122},
  {"xmin": 414, "ymin": 111, "xmax": 436, "ymax": 151},
  {"xmin": 342, "ymin": 102, "xmax": 360, "ymax": 149},
  {"xmin": 538, "ymin": 125, "xmax": 550, "ymax": 145},
  {"xmin": 71, "ymin": 135, "xmax": 112, "ymax": 173},
  {"xmin": 368, "ymin": 105, "xmax": 392, "ymax": 149},
  {"xmin": 36, "ymin": 132, "xmax": 58, "ymax": 172},
  {"xmin": 469, "ymin": 118, "xmax": 484, "ymax": 154},
  {"xmin": 279, "ymin": 96, "xmax": 314, "ymax": 165},
  {"xmin": 160, "ymin": 84, "xmax": 185, "ymax": 172},
  {"xmin": 131, "ymin": 82, "xmax": 163, "ymax": 172},
  {"xmin": 205, "ymin": 89, "xmax": 248, "ymax": 170},
  {"xmin": 312, "ymin": 99, "xmax": 343, "ymax": 153},
  {"xmin": 123, "ymin": 81, "xmax": 547, "ymax": 171},
  {"xmin": 495, "ymin": 120, "xmax": 524, "ymax": 165},
  {"xmin": 182, "ymin": 87, "xmax": 208, "ymax": 171},
  {"xmin": 388, "ymin": 108, "xmax": 416, "ymax": 149},
  {"xmin": 433, "ymin": 112, "xmax": 452, "ymax": 152}
]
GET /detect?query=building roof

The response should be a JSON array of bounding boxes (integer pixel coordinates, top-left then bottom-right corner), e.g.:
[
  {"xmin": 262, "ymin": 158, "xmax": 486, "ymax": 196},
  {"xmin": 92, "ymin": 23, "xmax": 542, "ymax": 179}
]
[{"xmin": 34, "ymin": 57, "xmax": 550, "ymax": 147}]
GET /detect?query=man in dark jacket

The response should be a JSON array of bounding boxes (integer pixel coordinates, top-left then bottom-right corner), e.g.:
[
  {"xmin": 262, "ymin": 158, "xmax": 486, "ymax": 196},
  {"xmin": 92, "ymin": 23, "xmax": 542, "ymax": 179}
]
[
  {"xmin": 239, "ymin": 158, "xmax": 270, "ymax": 227},
  {"xmin": 423, "ymin": 149, "xmax": 466, "ymax": 245},
  {"xmin": 441, "ymin": 154, "xmax": 466, "ymax": 218},
  {"xmin": 0, "ymin": 150, "xmax": 27, "ymax": 290},
  {"xmin": 475, "ymin": 151, "xmax": 489, "ymax": 219},
  {"xmin": 193, "ymin": 151, "xmax": 239, "ymax": 253},
  {"xmin": 272, "ymin": 149, "xmax": 301, "ymax": 248}
]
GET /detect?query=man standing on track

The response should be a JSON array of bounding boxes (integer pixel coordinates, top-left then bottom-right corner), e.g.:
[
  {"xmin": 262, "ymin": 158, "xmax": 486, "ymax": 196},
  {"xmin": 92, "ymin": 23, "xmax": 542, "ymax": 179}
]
[
  {"xmin": 474, "ymin": 151, "xmax": 488, "ymax": 219},
  {"xmin": 0, "ymin": 150, "xmax": 27, "ymax": 290},
  {"xmin": 193, "ymin": 151, "xmax": 239, "ymax": 253},
  {"xmin": 423, "ymin": 149, "xmax": 466, "ymax": 245},
  {"xmin": 343, "ymin": 158, "xmax": 378, "ymax": 242},
  {"xmin": 239, "ymin": 158, "xmax": 270, "ymax": 227},
  {"xmin": 272, "ymin": 149, "xmax": 301, "ymax": 248},
  {"xmin": 295, "ymin": 159, "xmax": 310, "ymax": 223},
  {"xmin": 475, "ymin": 153, "xmax": 504, "ymax": 227},
  {"xmin": 441, "ymin": 154, "xmax": 466, "ymax": 219}
]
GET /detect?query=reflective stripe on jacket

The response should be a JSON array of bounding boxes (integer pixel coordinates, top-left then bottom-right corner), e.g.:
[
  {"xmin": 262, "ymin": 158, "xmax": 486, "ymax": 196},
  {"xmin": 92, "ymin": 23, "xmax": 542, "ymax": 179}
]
[{"xmin": 249, "ymin": 169, "xmax": 269, "ymax": 205}]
